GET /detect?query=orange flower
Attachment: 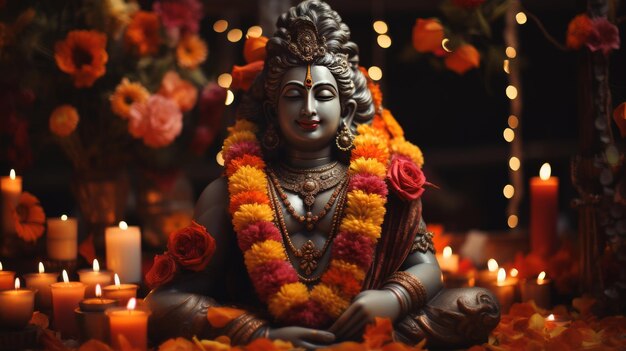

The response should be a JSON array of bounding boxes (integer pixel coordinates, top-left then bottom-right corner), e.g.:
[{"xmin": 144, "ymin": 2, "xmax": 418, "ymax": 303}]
[
  {"xmin": 231, "ymin": 61, "xmax": 264, "ymax": 92},
  {"xmin": 77, "ymin": 339, "xmax": 114, "ymax": 351},
  {"xmin": 613, "ymin": 102, "xmax": 626, "ymax": 137},
  {"xmin": 566, "ymin": 14, "xmax": 593, "ymax": 50},
  {"xmin": 206, "ymin": 306, "xmax": 245, "ymax": 328},
  {"xmin": 381, "ymin": 109, "xmax": 404, "ymax": 138},
  {"xmin": 412, "ymin": 18, "xmax": 444, "ymax": 53},
  {"xmin": 13, "ymin": 192, "xmax": 45, "ymax": 243},
  {"xmin": 226, "ymin": 155, "xmax": 266, "ymax": 177},
  {"xmin": 228, "ymin": 190, "xmax": 270, "ymax": 215},
  {"xmin": 110, "ymin": 78, "xmax": 150, "ymax": 119},
  {"xmin": 364, "ymin": 317, "xmax": 394, "ymax": 349},
  {"xmin": 49, "ymin": 105, "xmax": 79, "ymax": 137},
  {"xmin": 157, "ymin": 338, "xmax": 196, "ymax": 351},
  {"xmin": 444, "ymin": 44, "xmax": 480, "ymax": 75},
  {"xmin": 54, "ymin": 30, "xmax": 108, "ymax": 88},
  {"xmin": 243, "ymin": 36, "xmax": 268, "ymax": 64},
  {"xmin": 176, "ymin": 34, "xmax": 208, "ymax": 69},
  {"xmin": 125, "ymin": 11, "xmax": 161, "ymax": 56},
  {"xmin": 158, "ymin": 71, "xmax": 198, "ymax": 112}
]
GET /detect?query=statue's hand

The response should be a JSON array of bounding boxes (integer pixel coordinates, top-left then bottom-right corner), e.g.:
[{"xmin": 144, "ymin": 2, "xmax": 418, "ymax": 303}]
[
  {"xmin": 267, "ymin": 326, "xmax": 335, "ymax": 350},
  {"xmin": 328, "ymin": 289, "xmax": 401, "ymax": 341}
]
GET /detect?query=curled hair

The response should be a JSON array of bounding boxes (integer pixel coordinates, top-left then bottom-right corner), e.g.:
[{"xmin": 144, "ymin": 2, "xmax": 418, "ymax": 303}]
[{"xmin": 237, "ymin": 0, "xmax": 374, "ymax": 126}]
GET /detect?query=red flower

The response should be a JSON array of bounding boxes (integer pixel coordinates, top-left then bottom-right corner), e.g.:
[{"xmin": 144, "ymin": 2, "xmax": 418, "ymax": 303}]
[
  {"xmin": 387, "ymin": 155, "xmax": 426, "ymax": 201},
  {"xmin": 145, "ymin": 253, "xmax": 178, "ymax": 289},
  {"xmin": 586, "ymin": 17, "xmax": 620, "ymax": 55},
  {"xmin": 566, "ymin": 14, "xmax": 593, "ymax": 50},
  {"xmin": 167, "ymin": 221, "xmax": 216, "ymax": 271}
]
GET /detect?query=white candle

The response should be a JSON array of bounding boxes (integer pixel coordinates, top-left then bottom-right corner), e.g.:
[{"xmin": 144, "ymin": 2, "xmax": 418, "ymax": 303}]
[
  {"xmin": 78, "ymin": 259, "xmax": 113, "ymax": 298},
  {"xmin": 105, "ymin": 221, "xmax": 142, "ymax": 283},
  {"xmin": 23, "ymin": 262, "xmax": 58, "ymax": 310},
  {"xmin": 1, "ymin": 169, "xmax": 22, "ymax": 233},
  {"xmin": 436, "ymin": 246, "xmax": 459, "ymax": 273},
  {"xmin": 46, "ymin": 214, "xmax": 78, "ymax": 261},
  {"xmin": 0, "ymin": 278, "xmax": 37, "ymax": 329}
]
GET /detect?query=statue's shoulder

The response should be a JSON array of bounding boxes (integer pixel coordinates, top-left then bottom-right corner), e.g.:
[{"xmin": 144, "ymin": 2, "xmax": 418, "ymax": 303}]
[{"xmin": 195, "ymin": 176, "xmax": 229, "ymax": 212}]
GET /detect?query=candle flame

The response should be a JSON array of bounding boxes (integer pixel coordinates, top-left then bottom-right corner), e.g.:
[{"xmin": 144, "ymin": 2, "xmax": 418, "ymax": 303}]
[
  {"xmin": 539, "ymin": 163, "xmax": 551, "ymax": 180},
  {"xmin": 487, "ymin": 259, "xmax": 499, "ymax": 272},
  {"xmin": 1, "ymin": 261, "xmax": 3, "ymax": 271},
  {"xmin": 510, "ymin": 268, "xmax": 519, "ymax": 278},
  {"xmin": 127, "ymin": 297, "xmax": 136, "ymax": 311},
  {"xmin": 14, "ymin": 278, "xmax": 20, "ymax": 290},
  {"xmin": 93, "ymin": 259, "xmax": 100, "ymax": 272},
  {"xmin": 119, "ymin": 221, "xmax": 128, "ymax": 230},
  {"xmin": 61, "ymin": 214, "xmax": 68, "ymax": 221},
  {"xmin": 537, "ymin": 271, "xmax": 546, "ymax": 284},
  {"xmin": 9, "ymin": 169, "xmax": 16, "ymax": 180},
  {"xmin": 547, "ymin": 313, "xmax": 555, "ymax": 321},
  {"xmin": 62, "ymin": 270, "xmax": 69, "ymax": 283},
  {"xmin": 114, "ymin": 273, "xmax": 121, "ymax": 287},
  {"xmin": 39, "ymin": 262, "xmax": 45, "ymax": 274},
  {"xmin": 443, "ymin": 246, "xmax": 452, "ymax": 258},
  {"xmin": 497, "ymin": 268, "xmax": 506, "ymax": 283},
  {"xmin": 96, "ymin": 284, "xmax": 102, "ymax": 298}
]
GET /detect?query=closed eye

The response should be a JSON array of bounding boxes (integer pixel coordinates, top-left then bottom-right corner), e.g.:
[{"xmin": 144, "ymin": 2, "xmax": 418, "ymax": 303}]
[
  {"xmin": 316, "ymin": 89, "xmax": 336, "ymax": 101},
  {"xmin": 283, "ymin": 88, "xmax": 303, "ymax": 99}
]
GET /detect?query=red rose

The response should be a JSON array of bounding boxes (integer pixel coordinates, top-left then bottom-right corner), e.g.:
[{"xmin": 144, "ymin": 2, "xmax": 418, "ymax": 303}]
[
  {"xmin": 387, "ymin": 155, "xmax": 426, "ymax": 201},
  {"xmin": 145, "ymin": 253, "xmax": 178, "ymax": 289},
  {"xmin": 167, "ymin": 221, "xmax": 216, "ymax": 271}
]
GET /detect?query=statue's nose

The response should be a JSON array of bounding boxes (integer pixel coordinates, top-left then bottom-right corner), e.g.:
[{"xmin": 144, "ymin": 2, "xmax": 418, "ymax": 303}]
[{"xmin": 301, "ymin": 91, "xmax": 317, "ymax": 117}]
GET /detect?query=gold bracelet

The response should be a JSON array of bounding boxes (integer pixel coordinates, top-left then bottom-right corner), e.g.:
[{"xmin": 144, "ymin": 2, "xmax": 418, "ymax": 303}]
[
  {"xmin": 385, "ymin": 271, "xmax": 427, "ymax": 311},
  {"xmin": 225, "ymin": 313, "xmax": 268, "ymax": 345},
  {"xmin": 384, "ymin": 284, "xmax": 409, "ymax": 316}
]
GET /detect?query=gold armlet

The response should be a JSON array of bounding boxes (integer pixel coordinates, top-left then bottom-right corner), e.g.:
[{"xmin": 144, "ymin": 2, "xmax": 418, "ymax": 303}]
[
  {"xmin": 385, "ymin": 271, "xmax": 427, "ymax": 311},
  {"xmin": 224, "ymin": 313, "xmax": 268, "ymax": 345}
]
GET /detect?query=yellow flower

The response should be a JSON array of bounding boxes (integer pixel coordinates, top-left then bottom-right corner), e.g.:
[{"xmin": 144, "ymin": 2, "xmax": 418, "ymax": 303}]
[
  {"xmin": 330, "ymin": 260, "xmax": 366, "ymax": 282},
  {"xmin": 228, "ymin": 119, "xmax": 258, "ymax": 134},
  {"xmin": 49, "ymin": 105, "xmax": 79, "ymax": 137},
  {"xmin": 353, "ymin": 134, "xmax": 389, "ymax": 158},
  {"xmin": 223, "ymin": 130, "xmax": 257, "ymax": 151},
  {"xmin": 381, "ymin": 109, "xmax": 404, "ymax": 138},
  {"xmin": 110, "ymin": 78, "xmax": 150, "ymax": 119},
  {"xmin": 244, "ymin": 240, "xmax": 286, "ymax": 271},
  {"xmin": 340, "ymin": 216, "xmax": 382, "ymax": 240},
  {"xmin": 233, "ymin": 203, "xmax": 273, "ymax": 232},
  {"xmin": 345, "ymin": 191, "xmax": 386, "ymax": 226},
  {"xmin": 349, "ymin": 157, "xmax": 387, "ymax": 179},
  {"xmin": 357, "ymin": 124, "xmax": 389, "ymax": 140},
  {"xmin": 268, "ymin": 282, "xmax": 309, "ymax": 318},
  {"xmin": 310, "ymin": 284, "xmax": 350, "ymax": 318},
  {"xmin": 228, "ymin": 166, "xmax": 268, "ymax": 195},
  {"xmin": 390, "ymin": 138, "xmax": 424, "ymax": 167}
]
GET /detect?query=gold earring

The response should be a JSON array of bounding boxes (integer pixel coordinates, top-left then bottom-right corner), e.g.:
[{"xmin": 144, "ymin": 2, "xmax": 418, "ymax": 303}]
[
  {"xmin": 262, "ymin": 123, "xmax": 280, "ymax": 150},
  {"xmin": 335, "ymin": 124, "xmax": 354, "ymax": 151}
]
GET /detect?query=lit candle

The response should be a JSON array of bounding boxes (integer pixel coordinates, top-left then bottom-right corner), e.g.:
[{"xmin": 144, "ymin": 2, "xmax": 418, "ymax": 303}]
[
  {"xmin": 544, "ymin": 313, "xmax": 570, "ymax": 331},
  {"xmin": 75, "ymin": 284, "xmax": 117, "ymax": 343},
  {"xmin": 105, "ymin": 221, "xmax": 142, "ymax": 283},
  {"xmin": 46, "ymin": 214, "xmax": 78, "ymax": 261},
  {"xmin": 107, "ymin": 298, "xmax": 150, "ymax": 351},
  {"xmin": 530, "ymin": 163, "xmax": 558, "ymax": 258},
  {"xmin": 475, "ymin": 258, "xmax": 499, "ymax": 287},
  {"xmin": 50, "ymin": 270, "xmax": 85, "ymax": 338},
  {"xmin": 520, "ymin": 271, "xmax": 552, "ymax": 309},
  {"xmin": 0, "ymin": 278, "xmax": 37, "ymax": 329},
  {"xmin": 102, "ymin": 274, "xmax": 138, "ymax": 307},
  {"xmin": 1, "ymin": 169, "xmax": 22, "ymax": 234},
  {"xmin": 23, "ymin": 262, "xmax": 59, "ymax": 310},
  {"xmin": 436, "ymin": 246, "xmax": 459, "ymax": 273},
  {"xmin": 78, "ymin": 259, "xmax": 113, "ymax": 298},
  {"xmin": 489, "ymin": 268, "xmax": 516, "ymax": 313},
  {"xmin": 0, "ymin": 261, "xmax": 16, "ymax": 290}
]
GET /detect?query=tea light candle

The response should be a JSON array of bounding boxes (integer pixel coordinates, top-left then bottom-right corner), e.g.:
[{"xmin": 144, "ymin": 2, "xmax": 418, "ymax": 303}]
[
  {"xmin": 0, "ymin": 262, "xmax": 16, "ymax": 290},
  {"xmin": 489, "ymin": 268, "xmax": 516, "ymax": 313},
  {"xmin": 78, "ymin": 259, "xmax": 113, "ymax": 298},
  {"xmin": 102, "ymin": 274, "xmax": 138, "ymax": 307},
  {"xmin": 75, "ymin": 284, "xmax": 117, "ymax": 342},
  {"xmin": 436, "ymin": 246, "xmax": 459, "ymax": 273},
  {"xmin": 1, "ymin": 169, "xmax": 22, "ymax": 234},
  {"xmin": 105, "ymin": 221, "xmax": 142, "ymax": 283},
  {"xmin": 530, "ymin": 163, "xmax": 558, "ymax": 258},
  {"xmin": 0, "ymin": 278, "xmax": 37, "ymax": 329},
  {"xmin": 50, "ymin": 270, "xmax": 85, "ymax": 338},
  {"xmin": 544, "ymin": 313, "xmax": 570, "ymax": 331},
  {"xmin": 23, "ymin": 262, "xmax": 59, "ymax": 310},
  {"xmin": 475, "ymin": 258, "xmax": 499, "ymax": 287},
  {"xmin": 107, "ymin": 298, "xmax": 150, "ymax": 351},
  {"xmin": 46, "ymin": 214, "xmax": 78, "ymax": 261},
  {"xmin": 521, "ymin": 271, "xmax": 552, "ymax": 309}
]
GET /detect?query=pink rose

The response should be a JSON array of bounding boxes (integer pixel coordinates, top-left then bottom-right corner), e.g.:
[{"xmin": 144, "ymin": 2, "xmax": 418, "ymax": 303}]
[
  {"xmin": 158, "ymin": 71, "xmax": 198, "ymax": 112},
  {"xmin": 128, "ymin": 95, "xmax": 183, "ymax": 148},
  {"xmin": 387, "ymin": 155, "xmax": 426, "ymax": 201}
]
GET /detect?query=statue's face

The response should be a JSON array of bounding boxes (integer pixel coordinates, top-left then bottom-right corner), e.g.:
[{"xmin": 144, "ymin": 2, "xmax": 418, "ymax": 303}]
[{"xmin": 276, "ymin": 65, "xmax": 342, "ymax": 152}]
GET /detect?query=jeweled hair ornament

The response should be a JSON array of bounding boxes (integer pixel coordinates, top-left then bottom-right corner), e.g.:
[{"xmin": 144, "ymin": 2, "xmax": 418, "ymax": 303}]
[{"xmin": 286, "ymin": 17, "xmax": 327, "ymax": 63}]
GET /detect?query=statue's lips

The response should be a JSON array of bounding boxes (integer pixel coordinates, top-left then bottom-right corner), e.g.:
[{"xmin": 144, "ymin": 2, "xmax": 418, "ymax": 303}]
[{"xmin": 296, "ymin": 119, "xmax": 321, "ymax": 131}]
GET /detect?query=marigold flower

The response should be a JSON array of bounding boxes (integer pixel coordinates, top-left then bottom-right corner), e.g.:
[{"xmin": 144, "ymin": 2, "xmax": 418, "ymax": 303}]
[
  {"xmin": 110, "ymin": 78, "xmax": 150, "ymax": 119},
  {"xmin": 49, "ymin": 105, "xmax": 79, "ymax": 137},
  {"xmin": 330, "ymin": 260, "xmax": 366, "ymax": 282},
  {"xmin": 390, "ymin": 138, "xmax": 425, "ymax": 167},
  {"xmin": 157, "ymin": 71, "xmax": 198, "ymax": 112},
  {"xmin": 13, "ymin": 192, "xmax": 45, "ymax": 243},
  {"xmin": 268, "ymin": 282, "xmax": 309, "ymax": 318},
  {"xmin": 54, "ymin": 30, "xmax": 108, "ymax": 88},
  {"xmin": 233, "ymin": 203, "xmax": 274, "ymax": 232},
  {"xmin": 229, "ymin": 190, "xmax": 269, "ymax": 215},
  {"xmin": 223, "ymin": 130, "xmax": 257, "ymax": 151},
  {"xmin": 349, "ymin": 158, "xmax": 387, "ymax": 179},
  {"xmin": 345, "ymin": 191, "xmax": 386, "ymax": 225},
  {"xmin": 340, "ymin": 217, "xmax": 382, "ymax": 240},
  {"xmin": 244, "ymin": 36, "xmax": 268, "ymax": 64},
  {"xmin": 226, "ymin": 154, "xmax": 266, "ymax": 177},
  {"xmin": 381, "ymin": 109, "xmax": 404, "ymax": 138},
  {"xmin": 444, "ymin": 44, "xmax": 480, "ymax": 75},
  {"xmin": 128, "ymin": 95, "xmax": 183, "ymax": 148},
  {"xmin": 176, "ymin": 34, "xmax": 208, "ymax": 69},
  {"xmin": 412, "ymin": 18, "xmax": 444, "ymax": 54},
  {"xmin": 244, "ymin": 240, "xmax": 286, "ymax": 271},
  {"xmin": 228, "ymin": 119, "xmax": 258, "ymax": 134},
  {"xmin": 310, "ymin": 284, "xmax": 350, "ymax": 318},
  {"xmin": 228, "ymin": 166, "xmax": 268, "ymax": 195},
  {"xmin": 125, "ymin": 11, "xmax": 161, "ymax": 56},
  {"xmin": 566, "ymin": 14, "xmax": 593, "ymax": 50}
]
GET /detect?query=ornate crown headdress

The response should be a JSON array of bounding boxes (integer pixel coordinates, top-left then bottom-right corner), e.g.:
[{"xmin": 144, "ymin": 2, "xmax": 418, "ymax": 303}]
[{"xmin": 285, "ymin": 17, "xmax": 327, "ymax": 63}]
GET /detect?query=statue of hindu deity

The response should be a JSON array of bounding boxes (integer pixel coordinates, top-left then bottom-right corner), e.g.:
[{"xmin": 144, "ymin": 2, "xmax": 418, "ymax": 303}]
[{"xmin": 146, "ymin": 1, "xmax": 500, "ymax": 348}]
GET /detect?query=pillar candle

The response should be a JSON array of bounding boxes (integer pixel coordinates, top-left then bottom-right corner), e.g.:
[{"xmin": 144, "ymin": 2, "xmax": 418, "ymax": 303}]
[
  {"xmin": 46, "ymin": 215, "xmax": 78, "ymax": 261},
  {"xmin": 530, "ymin": 163, "xmax": 558, "ymax": 258},
  {"xmin": 520, "ymin": 271, "xmax": 552, "ymax": 309},
  {"xmin": 102, "ymin": 274, "xmax": 138, "ymax": 307},
  {"xmin": 50, "ymin": 270, "xmax": 85, "ymax": 338},
  {"xmin": 78, "ymin": 259, "xmax": 113, "ymax": 298},
  {"xmin": 105, "ymin": 221, "xmax": 142, "ymax": 283},
  {"xmin": 0, "ymin": 262, "xmax": 16, "ymax": 290},
  {"xmin": 1, "ymin": 169, "xmax": 22, "ymax": 233},
  {"xmin": 75, "ymin": 284, "xmax": 117, "ymax": 343},
  {"xmin": 0, "ymin": 278, "xmax": 36, "ymax": 329},
  {"xmin": 436, "ymin": 246, "xmax": 459, "ymax": 273},
  {"xmin": 23, "ymin": 262, "xmax": 58, "ymax": 310},
  {"xmin": 107, "ymin": 298, "xmax": 150, "ymax": 351},
  {"xmin": 488, "ymin": 268, "xmax": 516, "ymax": 313}
]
